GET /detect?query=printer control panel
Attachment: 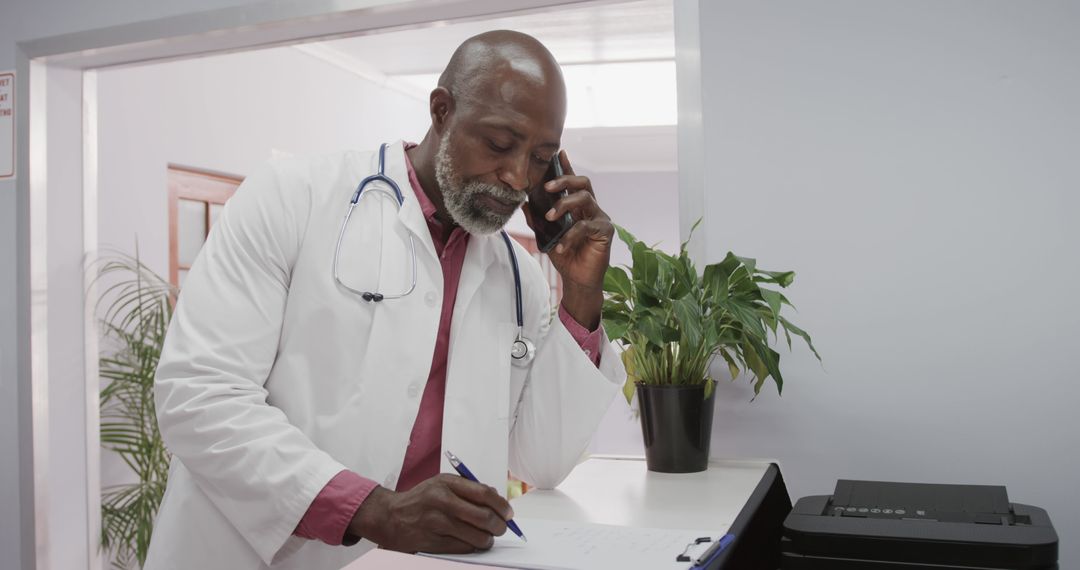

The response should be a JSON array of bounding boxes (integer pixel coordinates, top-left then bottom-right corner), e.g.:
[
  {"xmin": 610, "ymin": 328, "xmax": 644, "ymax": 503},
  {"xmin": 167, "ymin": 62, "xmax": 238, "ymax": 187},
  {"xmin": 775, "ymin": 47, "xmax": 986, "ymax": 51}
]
[
  {"xmin": 827, "ymin": 504, "xmax": 1016, "ymax": 524},
  {"xmin": 824, "ymin": 480, "xmax": 1022, "ymax": 525}
]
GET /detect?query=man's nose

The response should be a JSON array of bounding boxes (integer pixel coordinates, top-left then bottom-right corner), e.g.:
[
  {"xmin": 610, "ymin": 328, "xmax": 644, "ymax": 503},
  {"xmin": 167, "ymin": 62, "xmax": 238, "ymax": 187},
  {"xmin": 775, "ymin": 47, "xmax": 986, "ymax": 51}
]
[{"xmin": 498, "ymin": 154, "xmax": 531, "ymax": 193}]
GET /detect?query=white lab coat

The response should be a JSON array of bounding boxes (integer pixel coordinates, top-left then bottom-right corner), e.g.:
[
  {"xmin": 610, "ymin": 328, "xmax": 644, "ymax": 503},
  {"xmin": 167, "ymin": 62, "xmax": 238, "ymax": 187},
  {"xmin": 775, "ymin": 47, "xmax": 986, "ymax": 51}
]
[{"xmin": 143, "ymin": 141, "xmax": 624, "ymax": 570}]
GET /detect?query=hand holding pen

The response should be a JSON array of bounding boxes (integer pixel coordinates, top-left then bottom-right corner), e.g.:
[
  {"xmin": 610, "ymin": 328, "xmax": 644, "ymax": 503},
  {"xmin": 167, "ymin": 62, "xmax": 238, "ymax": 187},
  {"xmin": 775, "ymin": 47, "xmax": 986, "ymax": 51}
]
[
  {"xmin": 446, "ymin": 450, "xmax": 528, "ymax": 542},
  {"xmin": 347, "ymin": 464, "xmax": 515, "ymax": 554}
]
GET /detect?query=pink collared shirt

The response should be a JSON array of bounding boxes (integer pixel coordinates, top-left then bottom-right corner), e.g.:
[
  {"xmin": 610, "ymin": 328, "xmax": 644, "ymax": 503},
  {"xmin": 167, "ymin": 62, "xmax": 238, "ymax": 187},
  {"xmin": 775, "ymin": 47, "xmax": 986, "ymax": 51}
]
[{"xmin": 294, "ymin": 144, "xmax": 604, "ymax": 545}]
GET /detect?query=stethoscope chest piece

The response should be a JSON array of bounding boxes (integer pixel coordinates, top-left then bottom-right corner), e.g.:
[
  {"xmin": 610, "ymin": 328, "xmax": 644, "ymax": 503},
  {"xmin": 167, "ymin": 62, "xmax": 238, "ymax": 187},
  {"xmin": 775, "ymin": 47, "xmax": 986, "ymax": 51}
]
[{"xmin": 511, "ymin": 334, "xmax": 535, "ymax": 366}]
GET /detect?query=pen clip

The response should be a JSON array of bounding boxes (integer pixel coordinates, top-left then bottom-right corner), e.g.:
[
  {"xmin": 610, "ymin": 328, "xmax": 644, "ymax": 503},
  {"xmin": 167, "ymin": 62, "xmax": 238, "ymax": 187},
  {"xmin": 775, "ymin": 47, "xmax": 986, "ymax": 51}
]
[{"xmin": 444, "ymin": 450, "xmax": 461, "ymax": 468}]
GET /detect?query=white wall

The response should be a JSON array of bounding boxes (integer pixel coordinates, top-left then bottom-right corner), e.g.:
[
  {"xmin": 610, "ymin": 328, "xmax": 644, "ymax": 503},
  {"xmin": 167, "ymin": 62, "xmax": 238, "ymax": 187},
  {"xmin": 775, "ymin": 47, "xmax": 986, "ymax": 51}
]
[
  {"xmin": 1, "ymin": 2, "xmax": 273, "ymax": 568},
  {"xmin": 687, "ymin": 0, "xmax": 1080, "ymax": 565},
  {"xmin": 96, "ymin": 45, "xmax": 430, "ymax": 284}
]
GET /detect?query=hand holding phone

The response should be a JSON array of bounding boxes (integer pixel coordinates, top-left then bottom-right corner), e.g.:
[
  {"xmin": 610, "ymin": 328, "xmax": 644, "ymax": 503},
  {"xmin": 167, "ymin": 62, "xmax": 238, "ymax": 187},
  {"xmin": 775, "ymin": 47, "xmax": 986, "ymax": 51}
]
[
  {"xmin": 522, "ymin": 149, "xmax": 615, "ymax": 331},
  {"xmin": 526, "ymin": 155, "xmax": 574, "ymax": 252}
]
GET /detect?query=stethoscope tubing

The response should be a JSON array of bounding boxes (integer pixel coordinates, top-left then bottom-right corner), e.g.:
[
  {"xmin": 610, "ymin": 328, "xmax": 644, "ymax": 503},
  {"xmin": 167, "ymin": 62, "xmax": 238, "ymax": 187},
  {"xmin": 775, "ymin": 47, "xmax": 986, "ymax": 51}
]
[{"xmin": 333, "ymin": 143, "xmax": 533, "ymax": 365}]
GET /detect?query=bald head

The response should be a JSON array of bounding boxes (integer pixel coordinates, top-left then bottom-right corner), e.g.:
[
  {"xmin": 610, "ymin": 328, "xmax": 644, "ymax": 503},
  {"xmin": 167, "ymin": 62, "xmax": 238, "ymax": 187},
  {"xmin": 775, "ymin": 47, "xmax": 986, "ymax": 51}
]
[
  {"xmin": 408, "ymin": 31, "xmax": 568, "ymax": 235},
  {"xmin": 438, "ymin": 30, "xmax": 566, "ymax": 115}
]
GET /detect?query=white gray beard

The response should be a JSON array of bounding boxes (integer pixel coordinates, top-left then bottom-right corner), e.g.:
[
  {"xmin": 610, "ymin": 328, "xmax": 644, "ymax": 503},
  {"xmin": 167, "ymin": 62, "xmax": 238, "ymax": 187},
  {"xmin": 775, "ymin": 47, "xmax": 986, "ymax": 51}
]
[{"xmin": 434, "ymin": 134, "xmax": 523, "ymax": 235}]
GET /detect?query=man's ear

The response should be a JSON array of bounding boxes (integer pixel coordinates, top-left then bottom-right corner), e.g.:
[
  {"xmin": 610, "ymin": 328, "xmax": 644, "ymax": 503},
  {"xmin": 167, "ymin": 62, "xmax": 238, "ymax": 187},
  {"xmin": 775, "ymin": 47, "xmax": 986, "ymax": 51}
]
[{"xmin": 429, "ymin": 87, "xmax": 454, "ymax": 134}]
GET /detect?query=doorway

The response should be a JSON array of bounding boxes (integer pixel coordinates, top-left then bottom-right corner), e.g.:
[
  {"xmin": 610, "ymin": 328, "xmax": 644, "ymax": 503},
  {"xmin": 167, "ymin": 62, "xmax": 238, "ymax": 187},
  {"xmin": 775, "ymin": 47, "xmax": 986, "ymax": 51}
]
[{"xmin": 17, "ymin": 1, "xmax": 692, "ymax": 567}]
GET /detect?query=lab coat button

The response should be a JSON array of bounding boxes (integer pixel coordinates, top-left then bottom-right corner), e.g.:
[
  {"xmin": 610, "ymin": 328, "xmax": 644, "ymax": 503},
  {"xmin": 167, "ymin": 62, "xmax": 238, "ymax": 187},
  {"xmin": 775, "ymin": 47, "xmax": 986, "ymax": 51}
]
[
  {"xmin": 407, "ymin": 383, "xmax": 421, "ymax": 398},
  {"xmin": 425, "ymin": 291, "xmax": 438, "ymax": 307}
]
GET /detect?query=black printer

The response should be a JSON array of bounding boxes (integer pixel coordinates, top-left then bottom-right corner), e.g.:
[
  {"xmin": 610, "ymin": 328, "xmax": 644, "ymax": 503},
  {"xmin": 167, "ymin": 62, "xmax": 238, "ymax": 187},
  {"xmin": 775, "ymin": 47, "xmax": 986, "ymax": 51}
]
[{"xmin": 781, "ymin": 479, "xmax": 1058, "ymax": 569}]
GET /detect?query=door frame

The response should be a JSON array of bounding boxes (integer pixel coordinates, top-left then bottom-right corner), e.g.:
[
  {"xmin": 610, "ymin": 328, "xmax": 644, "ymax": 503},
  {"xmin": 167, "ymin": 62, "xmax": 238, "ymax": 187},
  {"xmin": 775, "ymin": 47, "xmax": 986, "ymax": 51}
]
[{"xmin": 12, "ymin": 0, "xmax": 705, "ymax": 567}]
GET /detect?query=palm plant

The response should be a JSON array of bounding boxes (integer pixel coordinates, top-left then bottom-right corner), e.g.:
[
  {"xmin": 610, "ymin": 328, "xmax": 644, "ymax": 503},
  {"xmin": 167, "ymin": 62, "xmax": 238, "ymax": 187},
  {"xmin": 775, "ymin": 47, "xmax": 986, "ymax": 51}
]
[{"xmin": 95, "ymin": 251, "xmax": 175, "ymax": 569}]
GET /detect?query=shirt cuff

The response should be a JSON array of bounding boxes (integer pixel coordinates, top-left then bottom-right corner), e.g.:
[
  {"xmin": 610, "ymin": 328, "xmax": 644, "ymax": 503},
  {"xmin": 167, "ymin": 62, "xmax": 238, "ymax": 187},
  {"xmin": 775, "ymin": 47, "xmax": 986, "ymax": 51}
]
[
  {"xmin": 559, "ymin": 304, "xmax": 603, "ymax": 367},
  {"xmin": 294, "ymin": 470, "xmax": 379, "ymax": 546}
]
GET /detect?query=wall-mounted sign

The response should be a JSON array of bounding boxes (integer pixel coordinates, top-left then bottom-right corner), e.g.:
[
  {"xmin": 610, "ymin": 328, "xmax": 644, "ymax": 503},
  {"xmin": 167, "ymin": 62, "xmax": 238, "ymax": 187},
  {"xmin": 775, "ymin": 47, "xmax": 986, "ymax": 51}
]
[{"xmin": 0, "ymin": 71, "xmax": 14, "ymax": 180}]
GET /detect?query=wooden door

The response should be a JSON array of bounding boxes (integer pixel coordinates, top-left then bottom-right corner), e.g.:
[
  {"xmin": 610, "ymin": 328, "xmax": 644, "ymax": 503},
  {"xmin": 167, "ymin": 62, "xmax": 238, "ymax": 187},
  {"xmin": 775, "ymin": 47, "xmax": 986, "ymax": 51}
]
[{"xmin": 167, "ymin": 165, "xmax": 242, "ymax": 287}]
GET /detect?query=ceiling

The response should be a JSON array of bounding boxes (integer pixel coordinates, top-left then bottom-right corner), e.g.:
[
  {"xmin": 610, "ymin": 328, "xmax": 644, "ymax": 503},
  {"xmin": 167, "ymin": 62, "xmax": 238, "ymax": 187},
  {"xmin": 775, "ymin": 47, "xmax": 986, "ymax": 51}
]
[
  {"xmin": 318, "ymin": 0, "xmax": 674, "ymax": 76},
  {"xmin": 299, "ymin": 0, "xmax": 677, "ymax": 172}
]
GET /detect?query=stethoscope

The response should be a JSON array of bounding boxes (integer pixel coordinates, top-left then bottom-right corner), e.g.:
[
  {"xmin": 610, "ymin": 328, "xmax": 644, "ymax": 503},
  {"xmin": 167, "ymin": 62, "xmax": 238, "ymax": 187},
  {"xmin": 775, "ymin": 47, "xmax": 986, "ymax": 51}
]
[{"xmin": 333, "ymin": 143, "xmax": 535, "ymax": 366}]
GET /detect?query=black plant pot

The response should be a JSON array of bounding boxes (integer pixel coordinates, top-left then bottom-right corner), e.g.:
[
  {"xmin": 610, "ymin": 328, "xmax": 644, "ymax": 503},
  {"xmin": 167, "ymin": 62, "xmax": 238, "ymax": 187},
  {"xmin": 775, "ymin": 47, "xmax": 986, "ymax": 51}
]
[{"xmin": 637, "ymin": 382, "xmax": 715, "ymax": 473}]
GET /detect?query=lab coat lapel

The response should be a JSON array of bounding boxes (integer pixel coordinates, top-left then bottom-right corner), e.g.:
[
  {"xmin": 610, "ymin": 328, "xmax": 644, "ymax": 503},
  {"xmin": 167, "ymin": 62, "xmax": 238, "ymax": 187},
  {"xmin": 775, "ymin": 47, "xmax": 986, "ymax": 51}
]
[
  {"xmin": 455, "ymin": 233, "xmax": 499, "ymax": 321},
  {"xmin": 442, "ymin": 234, "xmax": 514, "ymax": 490},
  {"xmin": 348, "ymin": 142, "xmax": 443, "ymax": 480},
  {"xmin": 382, "ymin": 141, "xmax": 438, "ymax": 262}
]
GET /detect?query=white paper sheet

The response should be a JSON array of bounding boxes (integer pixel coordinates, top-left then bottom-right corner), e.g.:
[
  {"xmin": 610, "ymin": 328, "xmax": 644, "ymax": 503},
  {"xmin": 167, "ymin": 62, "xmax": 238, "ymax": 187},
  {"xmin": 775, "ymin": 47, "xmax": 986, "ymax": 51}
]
[{"xmin": 424, "ymin": 518, "xmax": 728, "ymax": 570}]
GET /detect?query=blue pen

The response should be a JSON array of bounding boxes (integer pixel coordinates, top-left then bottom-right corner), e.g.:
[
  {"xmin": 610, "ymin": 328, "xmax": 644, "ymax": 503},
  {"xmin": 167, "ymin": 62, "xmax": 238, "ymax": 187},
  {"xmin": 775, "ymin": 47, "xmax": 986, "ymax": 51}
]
[{"xmin": 444, "ymin": 450, "xmax": 527, "ymax": 542}]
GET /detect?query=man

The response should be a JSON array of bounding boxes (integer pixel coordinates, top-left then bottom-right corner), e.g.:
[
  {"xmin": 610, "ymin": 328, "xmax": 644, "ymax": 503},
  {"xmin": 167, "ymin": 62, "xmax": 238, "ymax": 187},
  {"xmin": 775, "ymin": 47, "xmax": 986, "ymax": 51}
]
[{"xmin": 145, "ymin": 30, "xmax": 625, "ymax": 570}]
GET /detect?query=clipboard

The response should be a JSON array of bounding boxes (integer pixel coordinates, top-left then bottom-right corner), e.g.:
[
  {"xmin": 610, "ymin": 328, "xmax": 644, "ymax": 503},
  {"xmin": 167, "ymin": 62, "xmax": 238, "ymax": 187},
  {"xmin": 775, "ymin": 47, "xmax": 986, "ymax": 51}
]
[
  {"xmin": 680, "ymin": 534, "xmax": 736, "ymax": 570},
  {"xmin": 424, "ymin": 518, "xmax": 733, "ymax": 570}
]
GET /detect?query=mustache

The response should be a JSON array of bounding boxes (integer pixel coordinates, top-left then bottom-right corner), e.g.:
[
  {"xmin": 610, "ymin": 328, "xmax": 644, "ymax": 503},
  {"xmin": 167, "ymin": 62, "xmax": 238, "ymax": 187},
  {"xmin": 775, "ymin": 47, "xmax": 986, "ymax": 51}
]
[{"xmin": 461, "ymin": 179, "xmax": 526, "ymax": 207}]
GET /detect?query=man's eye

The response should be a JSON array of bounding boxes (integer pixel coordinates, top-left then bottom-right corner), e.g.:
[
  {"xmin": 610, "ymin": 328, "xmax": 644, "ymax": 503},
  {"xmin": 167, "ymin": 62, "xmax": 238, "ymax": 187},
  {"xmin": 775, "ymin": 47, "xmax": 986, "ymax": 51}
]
[
  {"xmin": 533, "ymin": 154, "xmax": 553, "ymax": 165},
  {"xmin": 487, "ymin": 140, "xmax": 511, "ymax": 153}
]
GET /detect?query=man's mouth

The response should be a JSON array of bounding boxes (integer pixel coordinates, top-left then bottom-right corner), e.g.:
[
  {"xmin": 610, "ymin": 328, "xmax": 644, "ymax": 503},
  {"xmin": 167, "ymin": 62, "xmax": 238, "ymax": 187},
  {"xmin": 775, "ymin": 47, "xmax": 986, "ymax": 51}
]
[{"xmin": 476, "ymin": 193, "xmax": 521, "ymax": 216}]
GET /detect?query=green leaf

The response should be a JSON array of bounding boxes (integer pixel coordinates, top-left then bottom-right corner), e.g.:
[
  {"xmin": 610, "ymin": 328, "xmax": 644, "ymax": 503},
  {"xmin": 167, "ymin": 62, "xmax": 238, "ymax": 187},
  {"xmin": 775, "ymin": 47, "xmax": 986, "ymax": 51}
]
[
  {"xmin": 631, "ymin": 241, "xmax": 660, "ymax": 291},
  {"xmin": 680, "ymin": 218, "xmax": 703, "ymax": 255},
  {"xmin": 743, "ymin": 340, "xmax": 770, "ymax": 394},
  {"xmin": 761, "ymin": 289, "xmax": 782, "ymax": 320},
  {"xmin": 634, "ymin": 282, "xmax": 663, "ymax": 308},
  {"xmin": 736, "ymin": 256, "xmax": 758, "ymax": 276},
  {"xmin": 779, "ymin": 316, "xmax": 822, "ymax": 361},
  {"xmin": 602, "ymin": 297, "xmax": 630, "ymax": 317},
  {"xmin": 621, "ymin": 346, "xmax": 641, "ymax": 405},
  {"xmin": 614, "ymin": 224, "xmax": 641, "ymax": 250},
  {"xmin": 719, "ymin": 348, "xmax": 741, "ymax": 381},
  {"xmin": 717, "ymin": 297, "xmax": 768, "ymax": 341},
  {"xmin": 703, "ymin": 263, "xmax": 729, "ymax": 301},
  {"xmin": 754, "ymin": 270, "xmax": 796, "ymax": 288},
  {"xmin": 672, "ymin": 295, "xmax": 703, "ymax": 348},
  {"xmin": 603, "ymin": 266, "xmax": 634, "ymax": 299},
  {"xmin": 622, "ymin": 375, "xmax": 637, "ymax": 406},
  {"xmin": 718, "ymin": 252, "xmax": 742, "ymax": 275},
  {"xmin": 602, "ymin": 311, "xmax": 631, "ymax": 342},
  {"xmin": 760, "ymin": 343, "xmax": 784, "ymax": 394},
  {"xmin": 636, "ymin": 312, "xmax": 667, "ymax": 347},
  {"xmin": 703, "ymin": 378, "xmax": 715, "ymax": 400}
]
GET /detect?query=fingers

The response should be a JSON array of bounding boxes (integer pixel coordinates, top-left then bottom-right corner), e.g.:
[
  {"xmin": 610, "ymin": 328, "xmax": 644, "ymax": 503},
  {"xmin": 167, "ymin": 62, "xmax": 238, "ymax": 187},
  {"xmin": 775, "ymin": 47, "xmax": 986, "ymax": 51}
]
[
  {"xmin": 545, "ymin": 150, "xmax": 592, "ymax": 196},
  {"xmin": 441, "ymin": 490, "xmax": 508, "ymax": 538},
  {"xmin": 425, "ymin": 534, "xmax": 485, "ymax": 555},
  {"xmin": 543, "ymin": 175, "xmax": 592, "ymax": 196},
  {"xmin": 558, "ymin": 149, "xmax": 576, "ymax": 176},
  {"xmin": 545, "ymin": 189, "xmax": 608, "ymax": 225},
  {"xmin": 552, "ymin": 218, "xmax": 614, "ymax": 256},
  {"xmin": 442, "ymin": 475, "xmax": 514, "ymax": 522},
  {"xmin": 429, "ymin": 510, "xmax": 497, "ymax": 551}
]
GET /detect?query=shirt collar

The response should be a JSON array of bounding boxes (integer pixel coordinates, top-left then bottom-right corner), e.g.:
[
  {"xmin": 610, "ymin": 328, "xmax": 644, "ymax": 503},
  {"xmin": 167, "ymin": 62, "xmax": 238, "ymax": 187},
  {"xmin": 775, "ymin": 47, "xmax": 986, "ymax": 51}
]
[{"xmin": 402, "ymin": 142, "xmax": 441, "ymax": 226}]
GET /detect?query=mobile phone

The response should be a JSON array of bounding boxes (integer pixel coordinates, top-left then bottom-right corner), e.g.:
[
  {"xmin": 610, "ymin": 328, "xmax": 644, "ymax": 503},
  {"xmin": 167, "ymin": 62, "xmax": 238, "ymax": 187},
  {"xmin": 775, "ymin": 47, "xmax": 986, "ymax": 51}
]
[{"xmin": 527, "ymin": 155, "xmax": 574, "ymax": 252}]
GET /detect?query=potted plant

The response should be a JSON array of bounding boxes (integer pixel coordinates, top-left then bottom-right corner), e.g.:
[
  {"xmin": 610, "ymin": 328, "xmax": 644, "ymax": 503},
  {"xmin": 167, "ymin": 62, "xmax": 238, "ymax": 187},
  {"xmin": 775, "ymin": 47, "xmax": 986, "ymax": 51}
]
[{"xmin": 601, "ymin": 224, "xmax": 820, "ymax": 473}]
